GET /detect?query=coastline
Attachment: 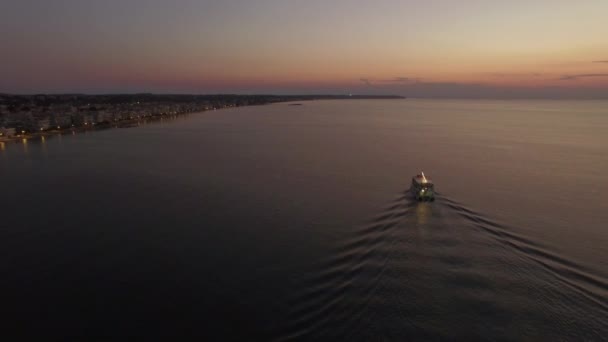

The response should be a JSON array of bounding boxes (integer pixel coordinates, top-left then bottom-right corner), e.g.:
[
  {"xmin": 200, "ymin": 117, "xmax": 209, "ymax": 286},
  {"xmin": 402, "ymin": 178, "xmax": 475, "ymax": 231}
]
[
  {"xmin": 0, "ymin": 95, "xmax": 405, "ymax": 146},
  {"xmin": 1, "ymin": 110, "xmax": 206, "ymax": 145}
]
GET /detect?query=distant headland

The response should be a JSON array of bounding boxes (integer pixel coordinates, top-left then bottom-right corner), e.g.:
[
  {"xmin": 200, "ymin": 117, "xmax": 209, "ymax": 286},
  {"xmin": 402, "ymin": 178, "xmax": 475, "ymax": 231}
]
[{"xmin": 0, "ymin": 94, "xmax": 405, "ymax": 143}]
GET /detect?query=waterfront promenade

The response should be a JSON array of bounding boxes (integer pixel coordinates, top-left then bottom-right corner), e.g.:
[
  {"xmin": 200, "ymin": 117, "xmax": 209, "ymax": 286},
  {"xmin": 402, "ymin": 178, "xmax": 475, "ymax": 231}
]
[{"xmin": 0, "ymin": 94, "xmax": 404, "ymax": 145}]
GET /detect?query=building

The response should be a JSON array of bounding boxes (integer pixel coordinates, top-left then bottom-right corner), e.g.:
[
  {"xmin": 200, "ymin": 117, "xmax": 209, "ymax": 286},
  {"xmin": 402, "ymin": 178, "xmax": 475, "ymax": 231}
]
[
  {"xmin": 0, "ymin": 127, "xmax": 16, "ymax": 137},
  {"xmin": 37, "ymin": 119, "xmax": 50, "ymax": 131}
]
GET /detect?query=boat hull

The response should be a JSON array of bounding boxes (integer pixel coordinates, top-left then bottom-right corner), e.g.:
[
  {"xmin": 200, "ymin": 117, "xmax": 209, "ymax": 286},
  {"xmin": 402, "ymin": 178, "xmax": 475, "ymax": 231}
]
[{"xmin": 411, "ymin": 187, "xmax": 435, "ymax": 201}]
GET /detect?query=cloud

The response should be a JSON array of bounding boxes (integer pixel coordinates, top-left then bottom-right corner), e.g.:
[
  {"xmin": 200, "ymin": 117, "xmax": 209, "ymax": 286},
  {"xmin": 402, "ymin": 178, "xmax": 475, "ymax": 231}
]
[
  {"xmin": 488, "ymin": 72, "xmax": 542, "ymax": 78},
  {"xmin": 381, "ymin": 76, "xmax": 421, "ymax": 84},
  {"xmin": 386, "ymin": 77, "xmax": 412, "ymax": 83},
  {"xmin": 360, "ymin": 76, "xmax": 422, "ymax": 87},
  {"xmin": 360, "ymin": 78, "xmax": 373, "ymax": 86},
  {"xmin": 592, "ymin": 60, "xmax": 608, "ymax": 63},
  {"xmin": 558, "ymin": 73, "xmax": 608, "ymax": 81},
  {"xmin": 360, "ymin": 77, "xmax": 421, "ymax": 86},
  {"xmin": 351, "ymin": 80, "xmax": 608, "ymax": 99}
]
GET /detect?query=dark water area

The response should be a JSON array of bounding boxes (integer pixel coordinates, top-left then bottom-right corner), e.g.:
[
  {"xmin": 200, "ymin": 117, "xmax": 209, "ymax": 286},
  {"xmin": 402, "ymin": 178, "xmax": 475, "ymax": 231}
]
[{"xmin": 1, "ymin": 99, "xmax": 607, "ymax": 340}]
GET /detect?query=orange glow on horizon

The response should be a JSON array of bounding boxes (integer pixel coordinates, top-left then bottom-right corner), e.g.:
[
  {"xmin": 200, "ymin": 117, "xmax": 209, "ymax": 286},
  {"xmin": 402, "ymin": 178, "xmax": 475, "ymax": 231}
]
[{"xmin": 2, "ymin": 1, "xmax": 607, "ymax": 97}]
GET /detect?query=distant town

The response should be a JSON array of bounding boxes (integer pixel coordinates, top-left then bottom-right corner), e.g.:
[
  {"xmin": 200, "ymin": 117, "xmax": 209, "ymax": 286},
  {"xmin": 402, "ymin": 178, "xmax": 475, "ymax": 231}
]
[{"xmin": 0, "ymin": 94, "xmax": 403, "ymax": 143}]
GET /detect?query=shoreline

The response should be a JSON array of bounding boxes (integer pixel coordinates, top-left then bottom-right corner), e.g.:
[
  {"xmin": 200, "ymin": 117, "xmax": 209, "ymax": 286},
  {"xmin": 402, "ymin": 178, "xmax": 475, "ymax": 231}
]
[
  {"xmin": 0, "ymin": 96, "xmax": 406, "ymax": 146},
  {"xmin": 0, "ymin": 102, "xmax": 265, "ymax": 145},
  {"xmin": 0, "ymin": 109, "xmax": 213, "ymax": 146}
]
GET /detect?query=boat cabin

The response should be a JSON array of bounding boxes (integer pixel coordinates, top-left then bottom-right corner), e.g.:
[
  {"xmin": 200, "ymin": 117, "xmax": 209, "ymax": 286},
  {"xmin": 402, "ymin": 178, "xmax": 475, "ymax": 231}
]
[{"xmin": 411, "ymin": 172, "xmax": 435, "ymax": 201}]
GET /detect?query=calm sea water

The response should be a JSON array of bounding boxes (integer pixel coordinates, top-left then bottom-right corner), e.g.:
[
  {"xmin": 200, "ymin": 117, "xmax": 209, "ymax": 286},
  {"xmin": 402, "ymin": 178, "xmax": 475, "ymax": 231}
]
[{"xmin": 1, "ymin": 99, "xmax": 607, "ymax": 340}]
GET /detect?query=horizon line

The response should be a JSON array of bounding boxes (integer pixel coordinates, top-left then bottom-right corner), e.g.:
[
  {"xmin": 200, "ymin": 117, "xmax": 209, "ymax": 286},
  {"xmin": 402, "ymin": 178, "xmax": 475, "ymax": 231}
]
[{"xmin": 2, "ymin": 93, "xmax": 608, "ymax": 100}]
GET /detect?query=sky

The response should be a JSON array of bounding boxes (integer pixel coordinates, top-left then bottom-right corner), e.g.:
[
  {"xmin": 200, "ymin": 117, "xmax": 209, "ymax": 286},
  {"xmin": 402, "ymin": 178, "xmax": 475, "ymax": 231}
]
[{"xmin": 1, "ymin": 0, "xmax": 608, "ymax": 98}]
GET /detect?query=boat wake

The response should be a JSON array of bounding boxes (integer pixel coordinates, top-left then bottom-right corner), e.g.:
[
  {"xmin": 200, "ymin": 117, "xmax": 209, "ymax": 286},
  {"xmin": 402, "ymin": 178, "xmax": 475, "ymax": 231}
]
[
  {"xmin": 278, "ymin": 191, "xmax": 416, "ymax": 340},
  {"xmin": 438, "ymin": 194, "xmax": 608, "ymax": 312},
  {"xmin": 277, "ymin": 189, "xmax": 608, "ymax": 340}
]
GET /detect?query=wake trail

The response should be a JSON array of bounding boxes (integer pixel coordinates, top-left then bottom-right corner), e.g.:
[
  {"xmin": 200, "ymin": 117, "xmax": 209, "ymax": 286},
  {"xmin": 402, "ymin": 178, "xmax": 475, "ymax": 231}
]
[
  {"xmin": 278, "ymin": 189, "xmax": 415, "ymax": 340},
  {"xmin": 437, "ymin": 193, "xmax": 608, "ymax": 310}
]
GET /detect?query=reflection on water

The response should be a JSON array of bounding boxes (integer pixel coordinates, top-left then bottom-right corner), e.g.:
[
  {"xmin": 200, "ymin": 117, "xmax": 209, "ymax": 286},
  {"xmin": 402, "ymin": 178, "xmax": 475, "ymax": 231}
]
[
  {"xmin": 40, "ymin": 136, "xmax": 48, "ymax": 157},
  {"xmin": 414, "ymin": 202, "xmax": 432, "ymax": 226}
]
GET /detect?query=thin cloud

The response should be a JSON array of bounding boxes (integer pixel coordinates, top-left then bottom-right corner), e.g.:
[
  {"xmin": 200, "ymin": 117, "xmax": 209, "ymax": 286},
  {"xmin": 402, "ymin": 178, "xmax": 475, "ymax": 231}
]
[
  {"xmin": 380, "ymin": 77, "xmax": 421, "ymax": 84},
  {"xmin": 360, "ymin": 77, "xmax": 420, "ymax": 86},
  {"xmin": 488, "ymin": 72, "xmax": 542, "ymax": 78},
  {"xmin": 352, "ymin": 80, "xmax": 608, "ymax": 99},
  {"xmin": 592, "ymin": 60, "xmax": 608, "ymax": 63},
  {"xmin": 388, "ymin": 77, "xmax": 414, "ymax": 82},
  {"xmin": 360, "ymin": 78, "xmax": 372, "ymax": 86},
  {"xmin": 559, "ymin": 73, "xmax": 608, "ymax": 81}
]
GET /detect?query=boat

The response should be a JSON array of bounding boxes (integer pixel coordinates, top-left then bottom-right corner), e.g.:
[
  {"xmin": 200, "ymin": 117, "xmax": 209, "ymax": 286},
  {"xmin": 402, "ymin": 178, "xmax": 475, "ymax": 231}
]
[{"xmin": 411, "ymin": 172, "xmax": 435, "ymax": 201}]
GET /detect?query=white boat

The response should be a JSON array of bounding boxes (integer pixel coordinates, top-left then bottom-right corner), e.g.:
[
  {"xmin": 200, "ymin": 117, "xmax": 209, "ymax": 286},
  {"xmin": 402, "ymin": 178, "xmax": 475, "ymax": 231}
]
[{"xmin": 411, "ymin": 172, "xmax": 435, "ymax": 201}]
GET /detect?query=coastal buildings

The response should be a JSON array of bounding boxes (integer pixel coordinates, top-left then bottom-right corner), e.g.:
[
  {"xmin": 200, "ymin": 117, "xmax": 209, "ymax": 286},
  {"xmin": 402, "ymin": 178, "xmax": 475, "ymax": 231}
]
[
  {"xmin": 0, "ymin": 94, "xmax": 404, "ymax": 141},
  {"xmin": 0, "ymin": 127, "xmax": 16, "ymax": 138}
]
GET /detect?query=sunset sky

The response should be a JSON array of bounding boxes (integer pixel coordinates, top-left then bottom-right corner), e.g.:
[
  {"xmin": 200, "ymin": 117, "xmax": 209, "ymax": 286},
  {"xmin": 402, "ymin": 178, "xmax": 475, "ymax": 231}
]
[{"xmin": 2, "ymin": 0, "xmax": 608, "ymax": 97}]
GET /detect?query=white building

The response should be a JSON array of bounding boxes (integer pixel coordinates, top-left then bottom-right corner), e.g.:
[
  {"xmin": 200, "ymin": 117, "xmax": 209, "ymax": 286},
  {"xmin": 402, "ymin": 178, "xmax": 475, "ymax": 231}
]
[
  {"xmin": 37, "ymin": 119, "xmax": 50, "ymax": 130},
  {"xmin": 0, "ymin": 127, "xmax": 16, "ymax": 137}
]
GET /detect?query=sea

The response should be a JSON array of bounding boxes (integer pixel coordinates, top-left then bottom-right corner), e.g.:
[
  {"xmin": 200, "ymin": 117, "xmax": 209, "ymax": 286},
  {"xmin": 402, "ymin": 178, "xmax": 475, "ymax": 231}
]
[{"xmin": 1, "ymin": 99, "xmax": 607, "ymax": 340}]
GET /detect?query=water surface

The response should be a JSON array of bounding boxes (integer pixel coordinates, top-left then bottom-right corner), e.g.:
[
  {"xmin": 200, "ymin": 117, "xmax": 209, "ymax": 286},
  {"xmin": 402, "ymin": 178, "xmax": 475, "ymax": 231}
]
[{"xmin": 1, "ymin": 99, "xmax": 607, "ymax": 339}]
